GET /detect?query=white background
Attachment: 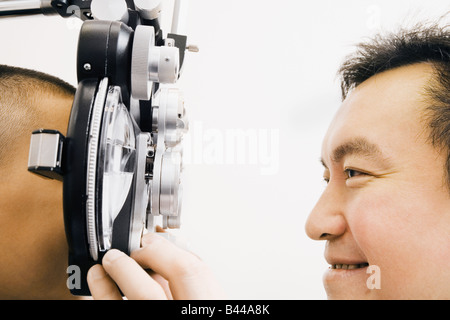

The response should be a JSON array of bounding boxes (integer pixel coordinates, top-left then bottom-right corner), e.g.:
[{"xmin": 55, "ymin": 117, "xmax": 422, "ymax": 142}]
[{"xmin": 0, "ymin": 0, "xmax": 448, "ymax": 299}]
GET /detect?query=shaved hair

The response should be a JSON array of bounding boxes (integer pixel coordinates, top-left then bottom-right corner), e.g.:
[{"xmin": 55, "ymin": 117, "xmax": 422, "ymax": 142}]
[{"xmin": 0, "ymin": 65, "xmax": 75, "ymax": 165}]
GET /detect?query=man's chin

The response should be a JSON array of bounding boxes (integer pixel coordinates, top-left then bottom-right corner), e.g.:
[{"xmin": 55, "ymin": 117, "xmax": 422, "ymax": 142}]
[{"xmin": 323, "ymin": 267, "xmax": 375, "ymax": 300}]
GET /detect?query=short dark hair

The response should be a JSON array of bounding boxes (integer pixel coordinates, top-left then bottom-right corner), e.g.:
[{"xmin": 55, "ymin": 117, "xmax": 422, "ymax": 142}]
[
  {"xmin": 0, "ymin": 65, "xmax": 76, "ymax": 96},
  {"xmin": 337, "ymin": 21, "xmax": 450, "ymax": 186},
  {"xmin": 0, "ymin": 65, "xmax": 75, "ymax": 165}
]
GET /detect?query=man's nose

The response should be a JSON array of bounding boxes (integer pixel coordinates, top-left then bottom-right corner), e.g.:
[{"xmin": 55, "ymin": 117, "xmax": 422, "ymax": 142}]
[{"xmin": 305, "ymin": 184, "xmax": 347, "ymax": 241}]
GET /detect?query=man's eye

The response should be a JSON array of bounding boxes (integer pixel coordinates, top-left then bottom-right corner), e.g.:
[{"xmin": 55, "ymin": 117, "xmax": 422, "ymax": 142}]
[{"xmin": 344, "ymin": 168, "xmax": 367, "ymax": 179}]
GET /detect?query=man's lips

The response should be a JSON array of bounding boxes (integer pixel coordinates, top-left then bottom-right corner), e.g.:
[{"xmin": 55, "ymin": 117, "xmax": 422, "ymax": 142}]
[
  {"xmin": 330, "ymin": 263, "xmax": 369, "ymax": 270},
  {"xmin": 325, "ymin": 241, "xmax": 369, "ymax": 272},
  {"xmin": 325, "ymin": 254, "xmax": 369, "ymax": 270}
]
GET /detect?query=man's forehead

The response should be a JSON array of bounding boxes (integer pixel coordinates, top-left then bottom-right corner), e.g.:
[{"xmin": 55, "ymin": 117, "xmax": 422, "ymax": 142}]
[
  {"xmin": 340, "ymin": 65, "xmax": 433, "ymax": 115},
  {"xmin": 322, "ymin": 63, "xmax": 436, "ymax": 164}
]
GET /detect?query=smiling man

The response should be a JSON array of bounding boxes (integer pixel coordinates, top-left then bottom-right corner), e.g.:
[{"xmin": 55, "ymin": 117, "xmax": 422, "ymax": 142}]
[{"xmin": 305, "ymin": 23, "xmax": 450, "ymax": 299}]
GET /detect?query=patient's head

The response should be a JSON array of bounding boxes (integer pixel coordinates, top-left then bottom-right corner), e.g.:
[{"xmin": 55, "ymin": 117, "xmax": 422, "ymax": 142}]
[
  {"xmin": 0, "ymin": 65, "xmax": 75, "ymax": 299},
  {"xmin": 306, "ymin": 22, "xmax": 450, "ymax": 299}
]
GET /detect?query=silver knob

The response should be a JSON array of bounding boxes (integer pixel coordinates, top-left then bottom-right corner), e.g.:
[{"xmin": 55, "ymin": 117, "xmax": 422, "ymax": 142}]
[
  {"xmin": 148, "ymin": 45, "xmax": 180, "ymax": 84},
  {"xmin": 131, "ymin": 25, "xmax": 155, "ymax": 100},
  {"xmin": 159, "ymin": 151, "xmax": 182, "ymax": 217},
  {"xmin": 153, "ymin": 88, "xmax": 188, "ymax": 148},
  {"xmin": 131, "ymin": 25, "xmax": 180, "ymax": 101},
  {"xmin": 90, "ymin": 0, "xmax": 129, "ymax": 22},
  {"xmin": 134, "ymin": 0, "xmax": 162, "ymax": 20}
]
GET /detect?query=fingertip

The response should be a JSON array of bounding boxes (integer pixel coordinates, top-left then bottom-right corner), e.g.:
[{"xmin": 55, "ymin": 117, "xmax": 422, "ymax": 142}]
[
  {"xmin": 141, "ymin": 232, "xmax": 165, "ymax": 247},
  {"xmin": 87, "ymin": 264, "xmax": 123, "ymax": 300},
  {"xmin": 87, "ymin": 264, "xmax": 106, "ymax": 282},
  {"xmin": 102, "ymin": 249, "xmax": 126, "ymax": 265}
]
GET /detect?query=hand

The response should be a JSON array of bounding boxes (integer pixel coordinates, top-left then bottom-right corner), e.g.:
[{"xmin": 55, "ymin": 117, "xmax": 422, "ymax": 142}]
[{"xmin": 86, "ymin": 232, "xmax": 226, "ymax": 300}]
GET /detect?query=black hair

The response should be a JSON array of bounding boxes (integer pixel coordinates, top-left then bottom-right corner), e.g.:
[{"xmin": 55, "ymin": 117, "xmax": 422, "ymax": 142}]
[
  {"xmin": 337, "ymin": 20, "xmax": 450, "ymax": 186},
  {"xmin": 0, "ymin": 65, "xmax": 75, "ymax": 165},
  {"xmin": 0, "ymin": 64, "xmax": 75, "ymax": 96}
]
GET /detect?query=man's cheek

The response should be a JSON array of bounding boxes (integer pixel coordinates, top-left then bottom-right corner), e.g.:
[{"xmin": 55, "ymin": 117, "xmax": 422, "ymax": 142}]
[{"xmin": 346, "ymin": 191, "xmax": 405, "ymax": 260}]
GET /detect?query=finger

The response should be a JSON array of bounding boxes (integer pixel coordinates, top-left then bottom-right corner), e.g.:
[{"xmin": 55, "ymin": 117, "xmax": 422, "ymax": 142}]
[
  {"xmin": 147, "ymin": 270, "xmax": 173, "ymax": 300},
  {"xmin": 101, "ymin": 249, "xmax": 168, "ymax": 300},
  {"xmin": 87, "ymin": 264, "xmax": 123, "ymax": 300},
  {"xmin": 131, "ymin": 233, "xmax": 226, "ymax": 299}
]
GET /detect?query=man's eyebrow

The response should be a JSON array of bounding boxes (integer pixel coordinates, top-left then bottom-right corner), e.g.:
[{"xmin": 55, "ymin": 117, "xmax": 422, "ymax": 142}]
[
  {"xmin": 320, "ymin": 137, "xmax": 388, "ymax": 167},
  {"xmin": 320, "ymin": 158, "xmax": 328, "ymax": 169}
]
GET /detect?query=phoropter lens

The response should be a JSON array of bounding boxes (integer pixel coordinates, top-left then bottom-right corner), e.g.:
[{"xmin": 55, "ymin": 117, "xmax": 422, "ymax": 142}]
[{"xmin": 98, "ymin": 87, "xmax": 136, "ymax": 252}]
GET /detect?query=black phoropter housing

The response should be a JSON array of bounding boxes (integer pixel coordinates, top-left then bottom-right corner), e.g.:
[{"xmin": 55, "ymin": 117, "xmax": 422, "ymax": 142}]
[
  {"xmin": 65, "ymin": 19, "xmax": 148, "ymax": 296},
  {"xmin": 1, "ymin": 0, "xmax": 191, "ymax": 296},
  {"xmin": 67, "ymin": 7, "xmax": 187, "ymax": 296}
]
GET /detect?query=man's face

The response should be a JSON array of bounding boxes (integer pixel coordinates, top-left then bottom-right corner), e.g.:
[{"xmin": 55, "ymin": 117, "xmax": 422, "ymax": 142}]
[
  {"xmin": 0, "ymin": 93, "xmax": 74, "ymax": 299},
  {"xmin": 306, "ymin": 63, "xmax": 450, "ymax": 299}
]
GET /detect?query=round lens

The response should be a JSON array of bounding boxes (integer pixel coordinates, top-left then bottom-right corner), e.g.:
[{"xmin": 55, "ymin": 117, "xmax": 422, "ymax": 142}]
[{"xmin": 98, "ymin": 87, "xmax": 136, "ymax": 252}]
